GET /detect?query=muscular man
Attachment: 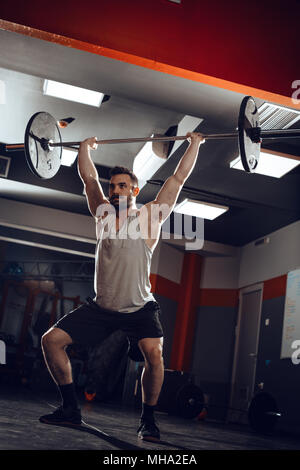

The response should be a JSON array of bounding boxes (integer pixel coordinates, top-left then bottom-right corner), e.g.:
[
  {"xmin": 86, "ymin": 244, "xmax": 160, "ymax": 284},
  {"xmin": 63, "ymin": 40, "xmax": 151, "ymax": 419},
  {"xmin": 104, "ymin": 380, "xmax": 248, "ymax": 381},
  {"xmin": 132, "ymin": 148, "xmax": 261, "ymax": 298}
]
[{"xmin": 39, "ymin": 131, "xmax": 205, "ymax": 441}]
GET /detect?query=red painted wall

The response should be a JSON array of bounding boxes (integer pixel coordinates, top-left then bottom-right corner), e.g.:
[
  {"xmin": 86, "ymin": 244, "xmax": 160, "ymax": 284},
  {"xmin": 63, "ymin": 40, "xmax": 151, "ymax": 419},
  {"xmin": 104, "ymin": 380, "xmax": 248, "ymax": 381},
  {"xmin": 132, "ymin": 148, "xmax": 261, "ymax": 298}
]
[{"xmin": 0, "ymin": 0, "xmax": 299, "ymax": 98}]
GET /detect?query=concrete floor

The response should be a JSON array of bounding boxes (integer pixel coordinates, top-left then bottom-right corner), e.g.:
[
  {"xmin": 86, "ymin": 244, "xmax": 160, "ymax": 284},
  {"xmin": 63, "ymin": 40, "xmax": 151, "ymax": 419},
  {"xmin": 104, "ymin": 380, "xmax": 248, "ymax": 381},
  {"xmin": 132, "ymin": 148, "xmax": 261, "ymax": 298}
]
[{"xmin": 0, "ymin": 385, "xmax": 299, "ymax": 454}]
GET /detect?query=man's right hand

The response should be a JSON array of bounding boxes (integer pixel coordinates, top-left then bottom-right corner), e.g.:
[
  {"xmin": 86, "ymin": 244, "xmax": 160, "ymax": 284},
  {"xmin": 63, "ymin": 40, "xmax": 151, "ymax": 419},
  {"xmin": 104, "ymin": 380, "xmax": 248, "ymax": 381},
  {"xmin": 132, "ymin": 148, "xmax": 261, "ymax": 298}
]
[{"xmin": 80, "ymin": 137, "xmax": 98, "ymax": 150}]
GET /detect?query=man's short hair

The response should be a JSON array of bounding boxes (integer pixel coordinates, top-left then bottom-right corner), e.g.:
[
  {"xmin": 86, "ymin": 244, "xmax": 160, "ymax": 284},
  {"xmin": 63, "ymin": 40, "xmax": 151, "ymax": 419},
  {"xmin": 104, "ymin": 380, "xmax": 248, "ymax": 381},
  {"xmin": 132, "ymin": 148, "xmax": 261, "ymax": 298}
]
[{"xmin": 110, "ymin": 166, "xmax": 138, "ymax": 187}]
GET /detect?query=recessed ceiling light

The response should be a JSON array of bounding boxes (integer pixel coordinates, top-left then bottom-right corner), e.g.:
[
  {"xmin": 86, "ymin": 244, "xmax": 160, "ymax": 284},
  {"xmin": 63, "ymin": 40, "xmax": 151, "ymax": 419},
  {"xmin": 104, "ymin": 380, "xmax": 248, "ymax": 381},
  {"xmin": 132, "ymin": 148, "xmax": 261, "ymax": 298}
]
[
  {"xmin": 230, "ymin": 150, "xmax": 300, "ymax": 178},
  {"xmin": 174, "ymin": 198, "xmax": 229, "ymax": 220},
  {"xmin": 43, "ymin": 79, "xmax": 104, "ymax": 107}
]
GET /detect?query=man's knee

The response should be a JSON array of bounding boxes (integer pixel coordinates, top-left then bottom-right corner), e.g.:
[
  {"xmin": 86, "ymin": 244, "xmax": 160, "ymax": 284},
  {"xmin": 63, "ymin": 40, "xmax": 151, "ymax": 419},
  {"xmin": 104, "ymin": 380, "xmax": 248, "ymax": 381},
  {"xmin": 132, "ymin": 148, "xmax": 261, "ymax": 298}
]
[
  {"xmin": 41, "ymin": 327, "xmax": 72, "ymax": 350},
  {"xmin": 142, "ymin": 344, "xmax": 164, "ymax": 367}
]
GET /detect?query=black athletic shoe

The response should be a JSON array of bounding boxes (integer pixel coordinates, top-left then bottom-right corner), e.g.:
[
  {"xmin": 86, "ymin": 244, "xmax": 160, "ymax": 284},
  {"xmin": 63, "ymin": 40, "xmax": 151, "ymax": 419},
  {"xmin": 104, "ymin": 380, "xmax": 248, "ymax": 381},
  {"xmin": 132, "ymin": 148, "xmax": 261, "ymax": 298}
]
[
  {"xmin": 39, "ymin": 406, "xmax": 82, "ymax": 426},
  {"xmin": 137, "ymin": 420, "xmax": 160, "ymax": 441}
]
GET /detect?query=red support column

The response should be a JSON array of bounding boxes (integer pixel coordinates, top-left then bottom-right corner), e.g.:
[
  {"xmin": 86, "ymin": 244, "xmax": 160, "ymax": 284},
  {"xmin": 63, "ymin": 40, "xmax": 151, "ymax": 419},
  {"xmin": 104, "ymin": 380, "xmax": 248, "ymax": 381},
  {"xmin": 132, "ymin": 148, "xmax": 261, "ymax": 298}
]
[{"xmin": 170, "ymin": 252, "xmax": 203, "ymax": 372}]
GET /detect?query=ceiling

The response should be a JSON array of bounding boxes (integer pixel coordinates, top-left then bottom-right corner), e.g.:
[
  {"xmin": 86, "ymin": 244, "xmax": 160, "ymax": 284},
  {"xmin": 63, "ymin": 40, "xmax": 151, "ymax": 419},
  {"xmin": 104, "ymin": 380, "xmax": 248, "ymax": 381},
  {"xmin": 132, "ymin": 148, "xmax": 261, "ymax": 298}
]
[{"xmin": 0, "ymin": 28, "xmax": 299, "ymax": 250}]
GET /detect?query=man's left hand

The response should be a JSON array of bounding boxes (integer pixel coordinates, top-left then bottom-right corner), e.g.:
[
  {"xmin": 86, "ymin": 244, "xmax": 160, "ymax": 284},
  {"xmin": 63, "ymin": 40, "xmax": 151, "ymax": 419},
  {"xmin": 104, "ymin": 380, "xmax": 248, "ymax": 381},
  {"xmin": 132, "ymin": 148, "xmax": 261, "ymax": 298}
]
[{"xmin": 186, "ymin": 132, "xmax": 205, "ymax": 145}]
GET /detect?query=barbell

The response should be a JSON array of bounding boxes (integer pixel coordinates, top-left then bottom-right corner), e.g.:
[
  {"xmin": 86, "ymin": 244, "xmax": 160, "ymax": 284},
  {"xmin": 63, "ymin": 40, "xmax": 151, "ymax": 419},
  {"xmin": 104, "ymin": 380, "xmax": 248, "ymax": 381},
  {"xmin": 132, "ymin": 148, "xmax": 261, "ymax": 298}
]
[
  {"xmin": 171, "ymin": 384, "xmax": 281, "ymax": 434},
  {"xmin": 5, "ymin": 96, "xmax": 300, "ymax": 179}
]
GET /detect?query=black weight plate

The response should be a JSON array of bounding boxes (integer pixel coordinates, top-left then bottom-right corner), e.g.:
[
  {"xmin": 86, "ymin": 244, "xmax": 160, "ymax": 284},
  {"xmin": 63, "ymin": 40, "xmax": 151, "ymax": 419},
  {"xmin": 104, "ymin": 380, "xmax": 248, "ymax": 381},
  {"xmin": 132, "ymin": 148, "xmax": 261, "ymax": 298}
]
[
  {"xmin": 25, "ymin": 112, "xmax": 62, "ymax": 179},
  {"xmin": 248, "ymin": 392, "xmax": 280, "ymax": 433},
  {"xmin": 238, "ymin": 96, "xmax": 261, "ymax": 172},
  {"xmin": 176, "ymin": 384, "xmax": 204, "ymax": 419}
]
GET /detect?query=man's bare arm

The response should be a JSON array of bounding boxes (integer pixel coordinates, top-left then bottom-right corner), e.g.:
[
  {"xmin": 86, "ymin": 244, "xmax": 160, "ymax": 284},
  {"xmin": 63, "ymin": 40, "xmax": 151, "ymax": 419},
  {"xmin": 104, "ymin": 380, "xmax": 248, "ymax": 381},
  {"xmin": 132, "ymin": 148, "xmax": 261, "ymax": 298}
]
[
  {"xmin": 152, "ymin": 132, "xmax": 205, "ymax": 220},
  {"xmin": 77, "ymin": 137, "xmax": 109, "ymax": 217}
]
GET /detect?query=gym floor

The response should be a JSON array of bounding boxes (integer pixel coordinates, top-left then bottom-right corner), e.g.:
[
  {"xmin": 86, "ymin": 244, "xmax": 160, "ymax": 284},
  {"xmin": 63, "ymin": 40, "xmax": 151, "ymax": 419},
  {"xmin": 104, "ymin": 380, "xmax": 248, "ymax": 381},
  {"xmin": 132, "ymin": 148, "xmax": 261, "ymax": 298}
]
[{"xmin": 0, "ymin": 384, "xmax": 299, "ymax": 453}]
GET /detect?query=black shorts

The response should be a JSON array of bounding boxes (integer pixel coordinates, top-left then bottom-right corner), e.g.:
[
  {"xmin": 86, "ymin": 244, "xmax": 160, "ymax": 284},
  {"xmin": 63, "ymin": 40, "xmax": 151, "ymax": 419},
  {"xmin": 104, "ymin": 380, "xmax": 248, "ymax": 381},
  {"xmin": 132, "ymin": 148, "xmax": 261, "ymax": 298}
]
[{"xmin": 54, "ymin": 299, "xmax": 163, "ymax": 347}]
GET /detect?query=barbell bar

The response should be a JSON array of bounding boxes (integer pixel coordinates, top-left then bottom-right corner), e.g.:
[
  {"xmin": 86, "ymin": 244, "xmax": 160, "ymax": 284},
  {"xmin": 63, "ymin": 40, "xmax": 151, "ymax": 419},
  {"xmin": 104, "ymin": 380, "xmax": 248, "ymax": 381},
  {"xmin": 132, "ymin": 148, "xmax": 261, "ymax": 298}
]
[
  {"xmin": 46, "ymin": 128, "xmax": 300, "ymax": 147},
  {"xmin": 4, "ymin": 131, "xmax": 247, "ymax": 152},
  {"xmin": 49, "ymin": 132, "xmax": 239, "ymax": 146},
  {"xmin": 6, "ymin": 128, "xmax": 299, "ymax": 149},
  {"xmin": 4, "ymin": 96, "xmax": 300, "ymax": 179},
  {"xmin": 5, "ymin": 128, "xmax": 299, "ymax": 151}
]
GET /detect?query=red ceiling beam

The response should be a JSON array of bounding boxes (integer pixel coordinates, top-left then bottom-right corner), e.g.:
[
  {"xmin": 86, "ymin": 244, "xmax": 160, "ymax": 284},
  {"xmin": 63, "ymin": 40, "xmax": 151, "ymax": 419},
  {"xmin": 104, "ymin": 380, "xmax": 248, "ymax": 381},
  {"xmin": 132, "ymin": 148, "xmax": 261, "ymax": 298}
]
[{"xmin": 0, "ymin": 0, "xmax": 299, "ymax": 108}]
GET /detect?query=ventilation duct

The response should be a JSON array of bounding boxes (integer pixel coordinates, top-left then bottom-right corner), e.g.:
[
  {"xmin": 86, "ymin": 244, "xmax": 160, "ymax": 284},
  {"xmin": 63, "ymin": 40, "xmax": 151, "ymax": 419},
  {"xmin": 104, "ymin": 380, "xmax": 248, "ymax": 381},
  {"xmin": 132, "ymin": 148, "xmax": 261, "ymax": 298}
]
[{"xmin": 258, "ymin": 103, "xmax": 300, "ymax": 130}]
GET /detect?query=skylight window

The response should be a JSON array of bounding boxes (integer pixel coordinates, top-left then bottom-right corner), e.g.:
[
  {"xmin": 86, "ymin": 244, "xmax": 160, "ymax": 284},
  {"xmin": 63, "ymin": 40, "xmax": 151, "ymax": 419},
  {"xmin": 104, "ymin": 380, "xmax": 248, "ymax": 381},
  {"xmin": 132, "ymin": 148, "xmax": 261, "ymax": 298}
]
[
  {"xmin": 230, "ymin": 150, "xmax": 300, "ymax": 178},
  {"xmin": 61, "ymin": 148, "xmax": 77, "ymax": 166}
]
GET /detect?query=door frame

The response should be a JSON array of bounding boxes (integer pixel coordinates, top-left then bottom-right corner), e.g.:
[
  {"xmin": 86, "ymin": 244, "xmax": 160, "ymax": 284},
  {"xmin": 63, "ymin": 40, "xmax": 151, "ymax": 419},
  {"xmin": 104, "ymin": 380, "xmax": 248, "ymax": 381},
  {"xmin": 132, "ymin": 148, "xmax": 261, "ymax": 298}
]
[{"xmin": 229, "ymin": 282, "xmax": 264, "ymax": 412}]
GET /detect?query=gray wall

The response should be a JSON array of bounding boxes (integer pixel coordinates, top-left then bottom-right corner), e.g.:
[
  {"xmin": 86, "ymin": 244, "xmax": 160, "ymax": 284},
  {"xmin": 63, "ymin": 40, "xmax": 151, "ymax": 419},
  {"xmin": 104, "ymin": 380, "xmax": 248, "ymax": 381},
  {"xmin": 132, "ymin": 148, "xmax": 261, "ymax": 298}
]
[
  {"xmin": 255, "ymin": 296, "xmax": 300, "ymax": 434},
  {"xmin": 239, "ymin": 220, "xmax": 300, "ymax": 288},
  {"xmin": 191, "ymin": 305, "xmax": 237, "ymax": 420}
]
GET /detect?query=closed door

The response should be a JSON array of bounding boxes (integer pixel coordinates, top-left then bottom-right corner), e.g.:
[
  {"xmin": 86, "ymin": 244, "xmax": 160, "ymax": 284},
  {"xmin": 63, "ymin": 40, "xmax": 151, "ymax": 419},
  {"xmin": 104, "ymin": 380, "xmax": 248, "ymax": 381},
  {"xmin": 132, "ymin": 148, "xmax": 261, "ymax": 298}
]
[{"xmin": 229, "ymin": 284, "xmax": 263, "ymax": 423}]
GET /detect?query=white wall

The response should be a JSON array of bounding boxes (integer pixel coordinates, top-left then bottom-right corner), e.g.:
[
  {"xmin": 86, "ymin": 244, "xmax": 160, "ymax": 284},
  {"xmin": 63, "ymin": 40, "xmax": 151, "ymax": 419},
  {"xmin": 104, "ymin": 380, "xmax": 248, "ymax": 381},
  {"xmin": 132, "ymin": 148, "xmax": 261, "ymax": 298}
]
[
  {"xmin": 156, "ymin": 241, "xmax": 184, "ymax": 284},
  {"xmin": 199, "ymin": 221, "xmax": 300, "ymax": 290},
  {"xmin": 156, "ymin": 221, "xmax": 300, "ymax": 291},
  {"xmin": 200, "ymin": 254, "xmax": 241, "ymax": 289},
  {"xmin": 199, "ymin": 222, "xmax": 300, "ymax": 290},
  {"xmin": 154, "ymin": 237, "xmax": 241, "ymax": 288},
  {"xmin": 239, "ymin": 220, "xmax": 300, "ymax": 288},
  {"xmin": 0, "ymin": 198, "xmax": 95, "ymax": 242}
]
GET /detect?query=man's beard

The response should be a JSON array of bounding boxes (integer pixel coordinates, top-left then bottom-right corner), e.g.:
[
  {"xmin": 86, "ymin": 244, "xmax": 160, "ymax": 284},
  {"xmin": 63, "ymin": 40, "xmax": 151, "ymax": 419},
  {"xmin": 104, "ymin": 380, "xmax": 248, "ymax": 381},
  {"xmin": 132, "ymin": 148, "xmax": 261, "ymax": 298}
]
[{"xmin": 109, "ymin": 195, "xmax": 132, "ymax": 213}]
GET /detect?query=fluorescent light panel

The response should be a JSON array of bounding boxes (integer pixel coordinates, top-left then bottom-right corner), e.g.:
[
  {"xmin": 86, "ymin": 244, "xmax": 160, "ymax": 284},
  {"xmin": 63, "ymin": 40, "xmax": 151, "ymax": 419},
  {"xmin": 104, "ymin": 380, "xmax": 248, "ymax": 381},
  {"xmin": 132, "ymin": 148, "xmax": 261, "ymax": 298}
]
[
  {"xmin": 43, "ymin": 80, "xmax": 104, "ymax": 107},
  {"xmin": 174, "ymin": 198, "xmax": 229, "ymax": 220},
  {"xmin": 230, "ymin": 151, "xmax": 300, "ymax": 178}
]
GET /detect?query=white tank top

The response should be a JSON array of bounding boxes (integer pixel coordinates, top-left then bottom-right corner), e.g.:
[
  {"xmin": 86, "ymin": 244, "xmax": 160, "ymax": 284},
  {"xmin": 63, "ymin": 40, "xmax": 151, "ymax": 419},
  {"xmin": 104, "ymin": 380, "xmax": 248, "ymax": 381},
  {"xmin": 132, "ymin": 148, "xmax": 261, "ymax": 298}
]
[{"xmin": 94, "ymin": 208, "xmax": 155, "ymax": 313}]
